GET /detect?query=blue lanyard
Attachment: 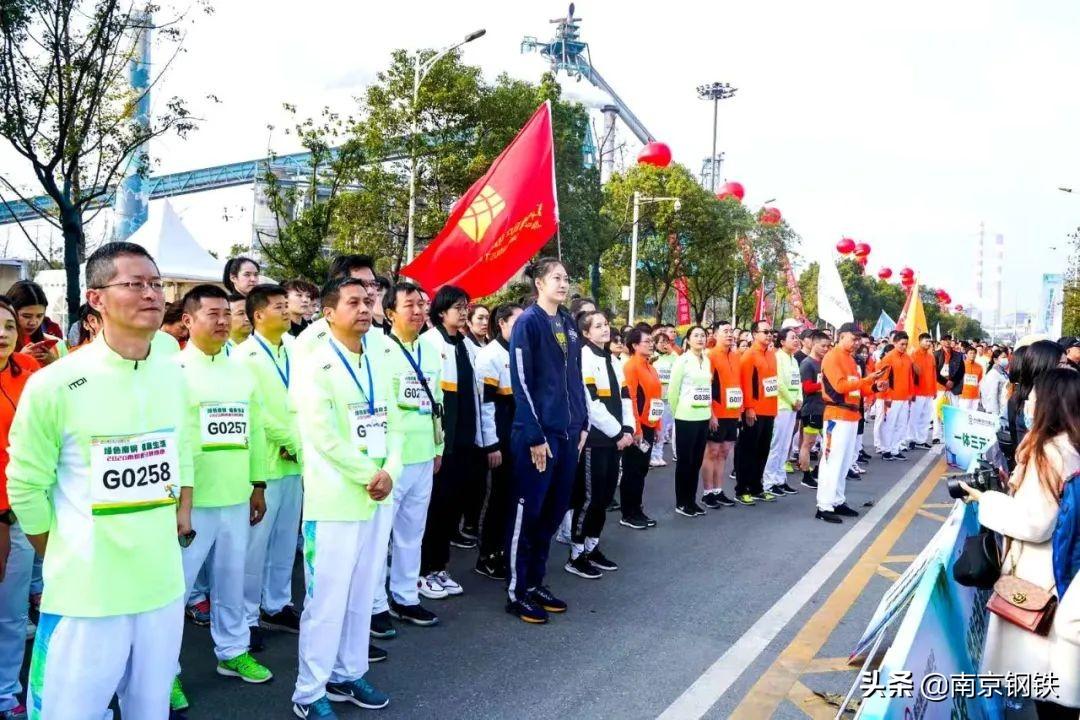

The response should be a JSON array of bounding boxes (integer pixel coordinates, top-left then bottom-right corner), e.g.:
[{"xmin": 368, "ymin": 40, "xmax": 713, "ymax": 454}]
[
  {"xmin": 329, "ymin": 336, "xmax": 375, "ymax": 414},
  {"xmin": 254, "ymin": 335, "xmax": 290, "ymax": 388},
  {"xmin": 395, "ymin": 335, "xmax": 424, "ymax": 379}
]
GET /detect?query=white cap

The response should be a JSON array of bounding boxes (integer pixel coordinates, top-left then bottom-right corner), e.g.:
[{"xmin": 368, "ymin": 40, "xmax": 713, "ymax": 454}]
[{"xmin": 780, "ymin": 318, "xmax": 801, "ymax": 330}]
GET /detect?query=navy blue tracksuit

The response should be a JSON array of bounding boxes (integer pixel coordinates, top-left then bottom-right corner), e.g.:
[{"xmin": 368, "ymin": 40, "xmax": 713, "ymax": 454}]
[{"xmin": 505, "ymin": 303, "xmax": 588, "ymax": 603}]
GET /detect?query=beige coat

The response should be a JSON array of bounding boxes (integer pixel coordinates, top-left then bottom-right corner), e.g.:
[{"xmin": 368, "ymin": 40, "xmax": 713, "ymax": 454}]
[{"xmin": 979, "ymin": 434, "xmax": 1080, "ymax": 707}]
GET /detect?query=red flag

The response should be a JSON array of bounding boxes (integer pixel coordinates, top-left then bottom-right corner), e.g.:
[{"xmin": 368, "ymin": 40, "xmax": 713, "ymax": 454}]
[
  {"xmin": 753, "ymin": 283, "xmax": 770, "ymax": 323},
  {"xmin": 401, "ymin": 102, "xmax": 558, "ymax": 297},
  {"xmin": 674, "ymin": 277, "xmax": 691, "ymax": 325}
]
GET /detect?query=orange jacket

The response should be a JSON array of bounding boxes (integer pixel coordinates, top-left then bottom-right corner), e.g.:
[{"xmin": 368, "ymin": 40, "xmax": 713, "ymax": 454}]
[
  {"xmin": 623, "ymin": 354, "xmax": 663, "ymax": 433},
  {"xmin": 961, "ymin": 360, "xmax": 984, "ymax": 400},
  {"xmin": 0, "ymin": 353, "xmax": 41, "ymax": 513},
  {"xmin": 879, "ymin": 348, "xmax": 915, "ymax": 401},
  {"xmin": 740, "ymin": 344, "xmax": 779, "ymax": 417},
  {"xmin": 910, "ymin": 348, "xmax": 937, "ymax": 397},
  {"xmin": 822, "ymin": 347, "xmax": 877, "ymax": 422},
  {"xmin": 708, "ymin": 345, "xmax": 742, "ymax": 419}
]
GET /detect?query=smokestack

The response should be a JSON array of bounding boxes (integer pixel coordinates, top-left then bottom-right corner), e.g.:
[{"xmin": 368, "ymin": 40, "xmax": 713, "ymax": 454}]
[{"xmin": 994, "ymin": 233, "xmax": 1004, "ymax": 328}]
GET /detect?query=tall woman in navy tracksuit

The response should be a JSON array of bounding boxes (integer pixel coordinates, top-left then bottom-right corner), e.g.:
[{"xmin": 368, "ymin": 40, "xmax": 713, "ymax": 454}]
[{"xmin": 506, "ymin": 258, "xmax": 589, "ymax": 624}]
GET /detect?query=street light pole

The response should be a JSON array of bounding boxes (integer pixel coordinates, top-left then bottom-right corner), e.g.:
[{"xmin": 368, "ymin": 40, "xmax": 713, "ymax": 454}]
[
  {"xmin": 696, "ymin": 82, "xmax": 737, "ymax": 192},
  {"xmin": 629, "ymin": 191, "xmax": 681, "ymax": 324},
  {"xmin": 405, "ymin": 29, "xmax": 486, "ymax": 264}
]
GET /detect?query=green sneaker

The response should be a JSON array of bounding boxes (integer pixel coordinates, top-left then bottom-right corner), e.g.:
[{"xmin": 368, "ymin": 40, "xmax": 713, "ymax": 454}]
[
  {"xmin": 217, "ymin": 652, "xmax": 273, "ymax": 683},
  {"xmin": 736, "ymin": 494, "xmax": 756, "ymax": 506},
  {"xmin": 784, "ymin": 461, "xmax": 795, "ymax": 473},
  {"xmin": 753, "ymin": 491, "xmax": 778, "ymax": 503},
  {"xmin": 171, "ymin": 676, "xmax": 190, "ymax": 711}
]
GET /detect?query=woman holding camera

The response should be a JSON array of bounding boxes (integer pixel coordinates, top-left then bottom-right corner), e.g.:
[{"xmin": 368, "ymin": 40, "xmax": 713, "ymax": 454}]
[{"xmin": 963, "ymin": 368, "xmax": 1080, "ymax": 718}]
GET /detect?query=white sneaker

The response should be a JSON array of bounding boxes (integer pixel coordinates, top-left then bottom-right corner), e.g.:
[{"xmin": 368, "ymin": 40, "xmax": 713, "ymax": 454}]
[
  {"xmin": 418, "ymin": 574, "xmax": 448, "ymax": 600},
  {"xmin": 434, "ymin": 570, "xmax": 463, "ymax": 596},
  {"xmin": 649, "ymin": 458, "xmax": 663, "ymax": 467}
]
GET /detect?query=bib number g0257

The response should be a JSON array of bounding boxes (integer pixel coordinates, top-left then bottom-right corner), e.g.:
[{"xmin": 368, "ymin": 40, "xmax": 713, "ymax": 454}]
[
  {"xmin": 199, "ymin": 402, "xmax": 249, "ymax": 451},
  {"xmin": 90, "ymin": 429, "xmax": 180, "ymax": 516},
  {"xmin": 397, "ymin": 373, "xmax": 433, "ymax": 415}
]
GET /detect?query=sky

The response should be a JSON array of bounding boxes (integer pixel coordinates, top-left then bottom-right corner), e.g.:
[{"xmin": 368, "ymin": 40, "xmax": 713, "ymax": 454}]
[{"xmin": 3, "ymin": 0, "xmax": 1079, "ymax": 321}]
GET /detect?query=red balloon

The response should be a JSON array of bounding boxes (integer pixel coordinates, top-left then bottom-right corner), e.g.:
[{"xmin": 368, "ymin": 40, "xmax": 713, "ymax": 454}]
[
  {"xmin": 637, "ymin": 141, "xmax": 672, "ymax": 168},
  {"xmin": 854, "ymin": 242, "xmax": 871, "ymax": 257},
  {"xmin": 760, "ymin": 207, "xmax": 782, "ymax": 225},
  {"xmin": 899, "ymin": 267, "xmax": 914, "ymax": 278},
  {"xmin": 856, "ymin": 256, "xmax": 868, "ymax": 267},
  {"xmin": 935, "ymin": 289, "xmax": 948, "ymax": 302},
  {"xmin": 836, "ymin": 237, "xmax": 856, "ymax": 254},
  {"xmin": 901, "ymin": 276, "xmax": 915, "ymax": 288},
  {"xmin": 877, "ymin": 267, "xmax": 893, "ymax": 280},
  {"xmin": 716, "ymin": 181, "xmax": 745, "ymax": 202}
]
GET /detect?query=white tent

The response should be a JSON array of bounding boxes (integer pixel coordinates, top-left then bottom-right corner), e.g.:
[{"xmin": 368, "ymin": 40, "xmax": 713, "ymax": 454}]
[{"xmin": 35, "ymin": 200, "xmax": 226, "ymax": 328}]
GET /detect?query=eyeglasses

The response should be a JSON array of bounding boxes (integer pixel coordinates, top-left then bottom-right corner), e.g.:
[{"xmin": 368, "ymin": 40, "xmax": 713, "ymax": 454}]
[{"xmin": 93, "ymin": 280, "xmax": 165, "ymax": 293}]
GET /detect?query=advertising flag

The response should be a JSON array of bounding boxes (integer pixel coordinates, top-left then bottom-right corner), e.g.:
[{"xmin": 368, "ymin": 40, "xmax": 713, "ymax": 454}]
[
  {"xmin": 816, "ymin": 251, "xmax": 853, "ymax": 328},
  {"xmin": 401, "ymin": 102, "xmax": 558, "ymax": 297},
  {"xmin": 899, "ymin": 280, "xmax": 929, "ymax": 341}
]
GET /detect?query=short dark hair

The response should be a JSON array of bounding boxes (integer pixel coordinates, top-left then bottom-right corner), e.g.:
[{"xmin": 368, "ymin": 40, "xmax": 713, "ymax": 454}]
[
  {"xmin": 181, "ymin": 284, "xmax": 229, "ymax": 315},
  {"xmin": 227, "ymin": 292, "xmax": 246, "ymax": 304},
  {"xmin": 838, "ymin": 322, "xmax": 861, "ymax": 336},
  {"xmin": 750, "ymin": 320, "xmax": 771, "ymax": 334},
  {"xmin": 429, "ymin": 285, "xmax": 469, "ymax": 325},
  {"xmin": 6, "ymin": 280, "xmax": 49, "ymax": 310},
  {"xmin": 799, "ymin": 328, "xmax": 814, "ymax": 340},
  {"xmin": 775, "ymin": 327, "xmax": 798, "ymax": 346},
  {"xmin": 941, "ymin": 334, "xmax": 953, "ymax": 341},
  {"xmin": 893, "ymin": 330, "xmax": 909, "ymax": 341},
  {"xmin": 376, "ymin": 275, "xmax": 391, "ymax": 291},
  {"xmin": 162, "ymin": 301, "xmax": 185, "ymax": 327},
  {"xmin": 327, "ymin": 254, "xmax": 374, "ymax": 282},
  {"xmin": 918, "ymin": 332, "xmax": 932, "ymax": 341},
  {"xmin": 283, "ymin": 279, "xmax": 319, "ymax": 297},
  {"xmin": 626, "ymin": 326, "xmax": 652, "ymax": 354},
  {"xmin": 245, "ymin": 283, "xmax": 287, "ymax": 325},
  {"xmin": 223, "ymin": 256, "xmax": 260, "ymax": 294},
  {"xmin": 809, "ymin": 329, "xmax": 830, "ymax": 343},
  {"xmin": 492, "ymin": 302, "xmax": 522, "ymax": 331},
  {"xmin": 321, "ymin": 277, "xmax": 368, "ymax": 310},
  {"xmin": 384, "ymin": 281, "xmax": 423, "ymax": 316},
  {"xmin": 86, "ymin": 241, "xmax": 159, "ymax": 290}
]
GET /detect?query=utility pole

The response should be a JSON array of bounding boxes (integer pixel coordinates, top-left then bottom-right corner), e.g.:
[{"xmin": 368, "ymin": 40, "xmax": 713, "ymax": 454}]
[{"xmin": 696, "ymin": 82, "xmax": 737, "ymax": 192}]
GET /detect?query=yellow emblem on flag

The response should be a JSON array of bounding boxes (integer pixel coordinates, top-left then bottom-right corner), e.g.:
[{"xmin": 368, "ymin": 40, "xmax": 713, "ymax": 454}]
[{"xmin": 458, "ymin": 186, "xmax": 505, "ymax": 242}]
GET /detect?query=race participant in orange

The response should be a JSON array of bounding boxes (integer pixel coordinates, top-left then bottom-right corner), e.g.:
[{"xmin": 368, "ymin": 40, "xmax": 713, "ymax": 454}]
[
  {"xmin": 907, "ymin": 333, "xmax": 937, "ymax": 449},
  {"xmin": 816, "ymin": 323, "xmax": 888, "ymax": 523},
  {"xmin": 701, "ymin": 322, "xmax": 740, "ymax": 509},
  {"xmin": 733, "ymin": 321, "xmax": 779, "ymax": 506},
  {"xmin": 958, "ymin": 343, "xmax": 984, "ymax": 411},
  {"xmin": 877, "ymin": 331, "xmax": 915, "ymax": 461},
  {"xmin": 618, "ymin": 327, "xmax": 663, "ymax": 529}
]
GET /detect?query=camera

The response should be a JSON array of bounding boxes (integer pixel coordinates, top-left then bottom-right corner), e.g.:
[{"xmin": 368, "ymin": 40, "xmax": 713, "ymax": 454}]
[{"xmin": 946, "ymin": 460, "xmax": 1002, "ymax": 500}]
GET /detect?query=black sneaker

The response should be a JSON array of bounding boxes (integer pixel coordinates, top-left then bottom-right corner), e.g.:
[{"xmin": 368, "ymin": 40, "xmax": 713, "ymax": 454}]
[
  {"xmin": 529, "ymin": 585, "xmax": 567, "ymax": 613},
  {"xmin": 801, "ymin": 476, "xmax": 819, "ymax": 489},
  {"xmin": 474, "ymin": 554, "xmax": 507, "ymax": 580},
  {"xmin": 370, "ymin": 611, "xmax": 396, "ymax": 639},
  {"xmin": 689, "ymin": 502, "xmax": 707, "ymax": 516},
  {"xmin": 894, "ymin": 453, "xmax": 908, "ymax": 461},
  {"xmin": 729, "ymin": 470, "xmax": 737, "ymax": 479},
  {"xmin": 450, "ymin": 533, "xmax": 478, "ymax": 549},
  {"xmin": 675, "ymin": 505, "xmax": 696, "ymax": 517},
  {"xmin": 260, "ymin": 606, "xmax": 301, "ymax": 633},
  {"xmin": 815, "ymin": 509, "xmax": 842, "ymax": 524},
  {"xmin": 619, "ymin": 515, "xmax": 649, "ymax": 530},
  {"xmin": 564, "ymin": 553, "xmax": 602, "ymax": 579},
  {"xmin": 914, "ymin": 442, "xmax": 932, "ymax": 450},
  {"xmin": 368, "ymin": 643, "xmax": 388, "ymax": 663},
  {"xmin": 846, "ymin": 469, "xmax": 861, "ymax": 481},
  {"xmin": 715, "ymin": 491, "xmax": 736, "ymax": 507},
  {"xmin": 881, "ymin": 452, "xmax": 896, "ymax": 461},
  {"xmin": 506, "ymin": 598, "xmax": 548, "ymax": 624},
  {"xmin": 777, "ymin": 483, "xmax": 799, "ymax": 495},
  {"xmin": 388, "ymin": 599, "xmax": 439, "ymax": 627},
  {"xmin": 588, "ymin": 548, "xmax": 618, "ymax": 571},
  {"xmin": 606, "ymin": 499, "xmax": 621, "ymax": 512},
  {"xmin": 248, "ymin": 625, "xmax": 266, "ymax": 652},
  {"xmin": 700, "ymin": 493, "xmax": 721, "ymax": 509},
  {"xmin": 932, "ymin": 438, "xmax": 941, "ymax": 445},
  {"xmin": 858, "ymin": 450, "xmax": 872, "ymax": 462},
  {"xmin": 642, "ymin": 513, "xmax": 658, "ymax": 527},
  {"xmin": 459, "ymin": 524, "xmax": 479, "ymax": 541},
  {"xmin": 834, "ymin": 503, "xmax": 860, "ymax": 518}
]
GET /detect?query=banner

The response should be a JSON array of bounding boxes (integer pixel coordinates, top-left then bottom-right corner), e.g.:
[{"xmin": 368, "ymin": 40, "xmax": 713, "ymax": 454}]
[
  {"xmin": 777, "ymin": 249, "xmax": 810, "ymax": 326},
  {"xmin": 401, "ymin": 102, "xmax": 558, "ymax": 297},
  {"xmin": 942, "ymin": 405, "xmax": 998, "ymax": 471},
  {"xmin": 675, "ymin": 277, "xmax": 691, "ymax": 324}
]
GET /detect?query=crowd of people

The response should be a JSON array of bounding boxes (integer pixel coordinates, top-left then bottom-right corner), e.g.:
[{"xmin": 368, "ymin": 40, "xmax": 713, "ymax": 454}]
[{"xmin": 0, "ymin": 243, "xmax": 1078, "ymax": 719}]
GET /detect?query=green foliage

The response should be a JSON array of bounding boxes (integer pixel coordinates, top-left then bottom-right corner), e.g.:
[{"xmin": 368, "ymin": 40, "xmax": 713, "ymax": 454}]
[{"xmin": 1064, "ymin": 229, "xmax": 1080, "ymax": 336}]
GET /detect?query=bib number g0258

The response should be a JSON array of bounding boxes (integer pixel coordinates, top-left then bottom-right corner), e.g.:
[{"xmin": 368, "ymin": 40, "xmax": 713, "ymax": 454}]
[{"xmin": 90, "ymin": 429, "xmax": 180, "ymax": 516}]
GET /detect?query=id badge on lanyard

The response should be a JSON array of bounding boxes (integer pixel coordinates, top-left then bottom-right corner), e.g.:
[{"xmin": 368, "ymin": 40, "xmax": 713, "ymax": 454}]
[{"xmin": 349, "ymin": 401, "xmax": 388, "ymax": 459}]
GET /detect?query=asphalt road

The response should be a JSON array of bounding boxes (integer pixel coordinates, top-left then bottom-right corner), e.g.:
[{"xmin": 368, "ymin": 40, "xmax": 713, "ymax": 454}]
[{"xmin": 21, "ymin": 439, "xmax": 947, "ymax": 719}]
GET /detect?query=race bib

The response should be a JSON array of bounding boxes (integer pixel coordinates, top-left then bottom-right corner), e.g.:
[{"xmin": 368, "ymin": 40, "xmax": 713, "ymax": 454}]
[
  {"xmin": 762, "ymin": 376, "xmax": 779, "ymax": 398},
  {"xmin": 691, "ymin": 385, "xmax": 711, "ymax": 408},
  {"xmin": 349, "ymin": 401, "xmax": 388, "ymax": 459},
  {"xmin": 656, "ymin": 365, "xmax": 672, "ymax": 384},
  {"xmin": 647, "ymin": 399, "xmax": 665, "ymax": 422},
  {"xmin": 725, "ymin": 387, "xmax": 743, "ymax": 410},
  {"xmin": 790, "ymin": 371, "xmax": 801, "ymax": 388},
  {"xmin": 199, "ymin": 402, "xmax": 249, "ymax": 451},
  {"xmin": 90, "ymin": 429, "xmax": 179, "ymax": 516},
  {"xmin": 398, "ymin": 372, "xmax": 433, "ymax": 414},
  {"xmin": 964, "ymin": 373, "xmax": 979, "ymax": 387}
]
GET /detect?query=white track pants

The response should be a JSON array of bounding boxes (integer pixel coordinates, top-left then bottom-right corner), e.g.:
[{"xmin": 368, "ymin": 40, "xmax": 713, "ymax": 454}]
[
  {"xmin": 180, "ymin": 504, "xmax": 250, "ymax": 667},
  {"xmin": 294, "ymin": 507, "xmax": 393, "ymax": 705},
  {"xmin": 30, "ymin": 597, "xmax": 183, "ymax": 720},
  {"xmin": 372, "ymin": 461, "xmax": 433, "ymax": 613},
  {"xmin": 883, "ymin": 401, "xmax": 911, "ymax": 454},
  {"xmin": 652, "ymin": 402, "xmax": 674, "ymax": 462},
  {"xmin": 0, "ymin": 523, "xmax": 34, "ymax": 712},
  {"xmin": 763, "ymin": 409, "xmax": 798, "ymax": 491},
  {"xmin": 872, "ymin": 400, "xmax": 887, "ymax": 452},
  {"xmin": 908, "ymin": 396, "xmax": 933, "ymax": 445},
  {"xmin": 957, "ymin": 398, "xmax": 980, "ymax": 411},
  {"xmin": 816, "ymin": 418, "xmax": 859, "ymax": 512},
  {"xmin": 245, "ymin": 474, "xmax": 302, "ymax": 626}
]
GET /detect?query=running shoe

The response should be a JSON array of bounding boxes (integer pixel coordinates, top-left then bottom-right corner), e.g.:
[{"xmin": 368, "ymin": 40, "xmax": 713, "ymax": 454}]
[
  {"xmin": 858, "ymin": 450, "xmax": 872, "ymax": 463},
  {"xmin": 715, "ymin": 491, "xmax": 736, "ymax": 507},
  {"xmin": 700, "ymin": 493, "xmax": 721, "ymax": 509},
  {"xmin": 801, "ymin": 476, "xmax": 819, "ymax": 489},
  {"xmin": 449, "ymin": 533, "xmax": 478, "ymax": 550},
  {"xmin": 506, "ymin": 598, "xmax": 549, "ymax": 624},
  {"xmin": 752, "ymin": 491, "xmax": 778, "ymax": 503},
  {"xmin": 619, "ymin": 515, "xmax": 649, "ymax": 530},
  {"xmin": 689, "ymin": 502, "xmax": 707, "ymax": 516},
  {"xmin": 776, "ymin": 483, "xmax": 799, "ymax": 495},
  {"xmin": 894, "ymin": 452, "xmax": 908, "ymax": 461},
  {"xmin": 735, "ymin": 494, "xmax": 756, "ymax": 506},
  {"xmin": 529, "ymin": 585, "xmax": 568, "ymax": 613},
  {"xmin": 913, "ymin": 442, "xmax": 932, "ymax": 450},
  {"xmin": 170, "ymin": 677, "xmax": 189, "ymax": 711},
  {"xmin": 846, "ymin": 469, "xmax": 861, "ymax": 481},
  {"xmin": 675, "ymin": 505, "xmax": 696, "ymax": 517},
  {"xmin": 368, "ymin": 644, "xmax": 387, "ymax": 663},
  {"xmin": 458, "ymin": 524, "xmax": 479, "ymax": 541},
  {"xmin": 815, "ymin": 509, "xmax": 842, "ymax": 524},
  {"xmin": 564, "ymin": 554, "xmax": 602, "ymax": 579},
  {"xmin": 642, "ymin": 513, "xmax": 658, "ymax": 527},
  {"xmin": 326, "ymin": 676, "xmax": 390, "ymax": 709},
  {"xmin": 784, "ymin": 461, "xmax": 795, "ymax": 473},
  {"xmin": 185, "ymin": 599, "xmax": 211, "ymax": 627},
  {"xmin": 880, "ymin": 452, "xmax": 896, "ymax": 461},
  {"xmin": 834, "ymin": 503, "xmax": 860, "ymax": 518},
  {"xmin": 588, "ymin": 548, "xmax": 618, "ymax": 571},
  {"xmin": 418, "ymin": 574, "xmax": 448, "ymax": 599},
  {"xmin": 260, "ymin": 605, "xmax": 301, "ymax": 633},
  {"xmin": 217, "ymin": 652, "xmax": 273, "ymax": 683},
  {"xmin": 370, "ymin": 611, "xmax": 396, "ymax": 639},
  {"xmin": 433, "ymin": 570, "xmax": 463, "ymax": 596},
  {"xmin": 474, "ymin": 554, "xmax": 508, "ymax": 580},
  {"xmin": 649, "ymin": 458, "xmax": 664, "ymax": 467},
  {"xmin": 293, "ymin": 696, "xmax": 338, "ymax": 719},
  {"xmin": 248, "ymin": 625, "xmax": 266, "ymax": 652},
  {"xmin": 388, "ymin": 599, "xmax": 439, "ymax": 626}
]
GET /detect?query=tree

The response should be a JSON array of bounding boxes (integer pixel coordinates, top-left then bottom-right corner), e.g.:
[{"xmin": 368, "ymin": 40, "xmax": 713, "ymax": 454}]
[
  {"xmin": 0, "ymin": 1, "xmax": 210, "ymax": 318},
  {"xmin": 1064, "ymin": 228, "xmax": 1080, "ymax": 336}
]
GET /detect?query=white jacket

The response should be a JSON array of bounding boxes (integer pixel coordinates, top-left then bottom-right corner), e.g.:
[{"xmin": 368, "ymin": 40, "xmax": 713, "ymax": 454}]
[
  {"xmin": 580, "ymin": 342, "xmax": 634, "ymax": 443},
  {"xmin": 979, "ymin": 435, "xmax": 1080, "ymax": 708},
  {"xmin": 422, "ymin": 327, "xmax": 496, "ymax": 450}
]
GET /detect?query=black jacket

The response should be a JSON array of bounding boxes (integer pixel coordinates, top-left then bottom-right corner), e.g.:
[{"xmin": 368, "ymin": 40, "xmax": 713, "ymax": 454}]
[{"xmin": 934, "ymin": 348, "xmax": 965, "ymax": 396}]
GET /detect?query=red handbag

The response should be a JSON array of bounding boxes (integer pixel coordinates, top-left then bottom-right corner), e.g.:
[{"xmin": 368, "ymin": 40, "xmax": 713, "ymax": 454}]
[{"xmin": 986, "ymin": 541, "xmax": 1057, "ymax": 636}]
